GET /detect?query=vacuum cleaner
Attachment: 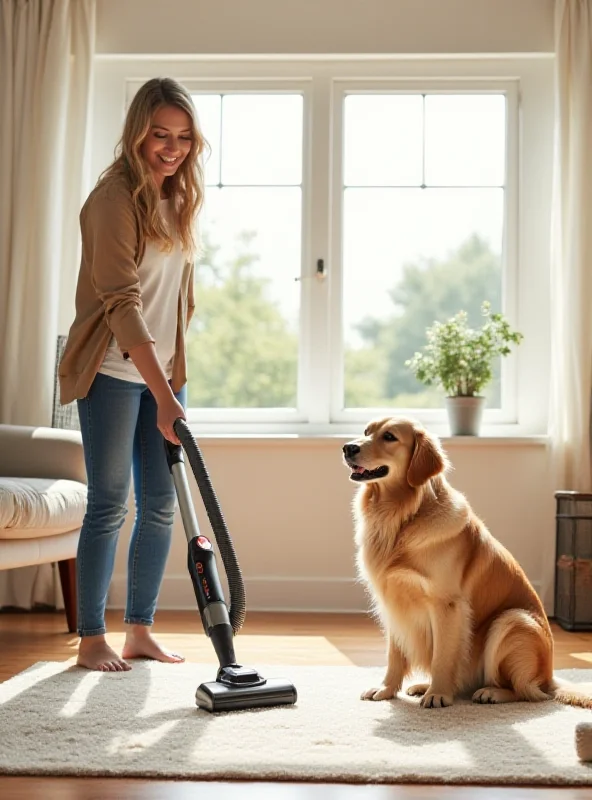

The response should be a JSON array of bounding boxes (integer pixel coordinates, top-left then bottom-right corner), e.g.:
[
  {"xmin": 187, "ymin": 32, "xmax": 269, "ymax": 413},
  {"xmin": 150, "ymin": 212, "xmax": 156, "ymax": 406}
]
[{"xmin": 164, "ymin": 417, "xmax": 297, "ymax": 713}]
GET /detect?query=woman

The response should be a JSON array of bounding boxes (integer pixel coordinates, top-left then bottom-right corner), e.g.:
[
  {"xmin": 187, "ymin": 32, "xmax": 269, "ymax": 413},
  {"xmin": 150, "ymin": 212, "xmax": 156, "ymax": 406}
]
[{"xmin": 59, "ymin": 77, "xmax": 208, "ymax": 671}]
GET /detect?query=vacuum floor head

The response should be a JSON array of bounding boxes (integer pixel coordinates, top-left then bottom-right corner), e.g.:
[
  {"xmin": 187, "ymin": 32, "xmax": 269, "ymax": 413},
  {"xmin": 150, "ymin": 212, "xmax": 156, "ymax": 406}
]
[{"xmin": 196, "ymin": 676, "xmax": 298, "ymax": 712}]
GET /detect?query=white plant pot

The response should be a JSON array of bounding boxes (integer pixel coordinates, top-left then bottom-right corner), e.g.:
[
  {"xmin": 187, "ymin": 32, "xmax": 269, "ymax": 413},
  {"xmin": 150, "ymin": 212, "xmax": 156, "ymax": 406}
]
[{"xmin": 445, "ymin": 396, "xmax": 486, "ymax": 436}]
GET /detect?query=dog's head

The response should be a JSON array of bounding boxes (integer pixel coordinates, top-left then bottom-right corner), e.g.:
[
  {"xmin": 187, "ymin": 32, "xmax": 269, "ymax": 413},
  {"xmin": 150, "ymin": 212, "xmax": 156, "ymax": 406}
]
[{"xmin": 342, "ymin": 417, "xmax": 449, "ymax": 489}]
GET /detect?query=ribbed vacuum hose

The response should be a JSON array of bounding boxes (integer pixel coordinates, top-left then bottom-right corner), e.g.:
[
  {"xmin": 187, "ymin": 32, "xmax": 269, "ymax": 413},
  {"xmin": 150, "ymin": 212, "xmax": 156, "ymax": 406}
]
[{"xmin": 173, "ymin": 418, "xmax": 246, "ymax": 635}]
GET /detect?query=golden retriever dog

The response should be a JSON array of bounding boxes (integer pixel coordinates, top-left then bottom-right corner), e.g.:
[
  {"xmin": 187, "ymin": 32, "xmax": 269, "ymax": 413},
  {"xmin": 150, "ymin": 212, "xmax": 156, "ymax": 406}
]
[{"xmin": 343, "ymin": 416, "xmax": 592, "ymax": 710}]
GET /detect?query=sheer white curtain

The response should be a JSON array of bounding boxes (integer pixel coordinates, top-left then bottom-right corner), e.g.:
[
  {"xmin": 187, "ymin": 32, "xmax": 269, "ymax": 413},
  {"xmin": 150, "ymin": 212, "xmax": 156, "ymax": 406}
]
[
  {"xmin": 0, "ymin": 0, "xmax": 95, "ymax": 607},
  {"xmin": 0, "ymin": 0, "xmax": 95, "ymax": 426},
  {"xmin": 543, "ymin": 0, "xmax": 592, "ymax": 611}
]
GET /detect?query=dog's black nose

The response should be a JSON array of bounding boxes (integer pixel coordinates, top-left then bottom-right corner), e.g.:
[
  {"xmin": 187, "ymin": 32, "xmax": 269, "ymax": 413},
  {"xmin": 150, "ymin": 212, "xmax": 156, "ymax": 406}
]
[{"xmin": 343, "ymin": 443, "xmax": 361, "ymax": 458}]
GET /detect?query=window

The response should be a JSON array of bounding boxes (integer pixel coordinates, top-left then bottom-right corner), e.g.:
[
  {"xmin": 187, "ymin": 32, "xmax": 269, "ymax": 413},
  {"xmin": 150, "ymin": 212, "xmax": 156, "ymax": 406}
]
[
  {"xmin": 340, "ymin": 92, "xmax": 507, "ymax": 412},
  {"xmin": 188, "ymin": 93, "xmax": 303, "ymax": 412},
  {"xmin": 117, "ymin": 59, "xmax": 551, "ymax": 436}
]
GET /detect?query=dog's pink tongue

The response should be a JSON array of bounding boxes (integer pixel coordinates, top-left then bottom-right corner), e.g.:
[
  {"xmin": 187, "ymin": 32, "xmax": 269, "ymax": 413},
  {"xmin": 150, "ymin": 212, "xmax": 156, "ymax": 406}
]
[{"xmin": 353, "ymin": 466, "xmax": 365, "ymax": 473}]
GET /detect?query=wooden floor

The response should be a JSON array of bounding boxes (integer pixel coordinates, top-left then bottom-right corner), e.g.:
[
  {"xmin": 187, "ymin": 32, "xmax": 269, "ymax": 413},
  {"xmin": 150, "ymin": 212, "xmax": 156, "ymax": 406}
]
[{"xmin": 2, "ymin": 609, "xmax": 592, "ymax": 799}]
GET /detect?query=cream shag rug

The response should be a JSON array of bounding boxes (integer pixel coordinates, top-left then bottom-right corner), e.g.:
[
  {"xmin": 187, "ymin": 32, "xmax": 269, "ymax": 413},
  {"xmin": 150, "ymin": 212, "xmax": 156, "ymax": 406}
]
[{"xmin": 1, "ymin": 662, "xmax": 592, "ymax": 785}]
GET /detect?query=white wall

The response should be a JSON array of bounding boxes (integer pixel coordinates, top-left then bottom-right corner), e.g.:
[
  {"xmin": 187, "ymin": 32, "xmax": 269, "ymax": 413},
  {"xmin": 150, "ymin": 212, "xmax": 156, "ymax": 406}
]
[
  {"xmin": 90, "ymin": 0, "xmax": 559, "ymax": 617},
  {"xmin": 109, "ymin": 437, "xmax": 555, "ymax": 614},
  {"xmin": 96, "ymin": 0, "xmax": 553, "ymax": 55}
]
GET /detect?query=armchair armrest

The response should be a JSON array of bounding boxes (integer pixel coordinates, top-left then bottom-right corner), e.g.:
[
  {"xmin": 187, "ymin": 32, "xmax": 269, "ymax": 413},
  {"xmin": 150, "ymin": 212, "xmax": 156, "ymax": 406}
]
[{"xmin": 0, "ymin": 425, "xmax": 86, "ymax": 484}]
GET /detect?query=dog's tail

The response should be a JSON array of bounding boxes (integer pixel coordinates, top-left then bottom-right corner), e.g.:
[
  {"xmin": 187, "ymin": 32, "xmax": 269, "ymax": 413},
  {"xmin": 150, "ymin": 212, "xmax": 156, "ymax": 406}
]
[{"xmin": 548, "ymin": 677, "xmax": 592, "ymax": 709}]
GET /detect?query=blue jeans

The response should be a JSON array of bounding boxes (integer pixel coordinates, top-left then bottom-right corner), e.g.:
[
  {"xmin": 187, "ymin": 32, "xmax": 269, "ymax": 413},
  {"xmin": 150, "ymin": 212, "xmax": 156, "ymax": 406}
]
[{"xmin": 76, "ymin": 372, "xmax": 186, "ymax": 637}]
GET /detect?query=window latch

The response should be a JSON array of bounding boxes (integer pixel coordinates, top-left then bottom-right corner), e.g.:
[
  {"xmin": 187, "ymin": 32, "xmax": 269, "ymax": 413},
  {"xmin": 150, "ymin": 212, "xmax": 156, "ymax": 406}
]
[{"xmin": 295, "ymin": 258, "xmax": 326, "ymax": 282}]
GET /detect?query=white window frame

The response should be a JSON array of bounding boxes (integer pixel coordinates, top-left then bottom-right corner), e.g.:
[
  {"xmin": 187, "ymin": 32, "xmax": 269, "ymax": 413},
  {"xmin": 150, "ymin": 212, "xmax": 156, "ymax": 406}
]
[
  {"xmin": 92, "ymin": 56, "xmax": 553, "ymax": 437},
  {"xmin": 329, "ymin": 78, "xmax": 520, "ymax": 428}
]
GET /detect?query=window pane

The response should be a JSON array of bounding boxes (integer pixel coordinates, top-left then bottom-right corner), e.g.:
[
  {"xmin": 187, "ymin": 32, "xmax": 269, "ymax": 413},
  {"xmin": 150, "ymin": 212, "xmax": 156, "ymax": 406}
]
[
  {"xmin": 221, "ymin": 94, "xmax": 303, "ymax": 185},
  {"xmin": 192, "ymin": 94, "xmax": 221, "ymax": 186},
  {"xmin": 343, "ymin": 94, "xmax": 423, "ymax": 186},
  {"xmin": 186, "ymin": 187, "xmax": 301, "ymax": 408},
  {"xmin": 341, "ymin": 188, "xmax": 504, "ymax": 410},
  {"xmin": 424, "ymin": 94, "xmax": 506, "ymax": 186}
]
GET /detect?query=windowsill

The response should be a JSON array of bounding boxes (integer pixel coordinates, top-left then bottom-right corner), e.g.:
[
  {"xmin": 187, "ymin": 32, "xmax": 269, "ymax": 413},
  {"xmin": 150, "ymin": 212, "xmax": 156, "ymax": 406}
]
[{"xmin": 185, "ymin": 425, "xmax": 549, "ymax": 447}]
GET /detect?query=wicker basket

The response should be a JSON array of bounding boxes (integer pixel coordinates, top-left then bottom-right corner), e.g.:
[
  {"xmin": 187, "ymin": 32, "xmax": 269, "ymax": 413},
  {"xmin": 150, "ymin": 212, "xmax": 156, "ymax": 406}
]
[{"xmin": 555, "ymin": 491, "xmax": 592, "ymax": 631}]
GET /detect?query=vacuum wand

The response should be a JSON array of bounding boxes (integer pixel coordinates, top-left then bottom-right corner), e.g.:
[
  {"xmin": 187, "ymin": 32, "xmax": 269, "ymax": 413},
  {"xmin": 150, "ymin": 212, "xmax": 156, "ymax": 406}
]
[
  {"xmin": 164, "ymin": 422, "xmax": 297, "ymax": 713},
  {"xmin": 164, "ymin": 440, "xmax": 237, "ymax": 668}
]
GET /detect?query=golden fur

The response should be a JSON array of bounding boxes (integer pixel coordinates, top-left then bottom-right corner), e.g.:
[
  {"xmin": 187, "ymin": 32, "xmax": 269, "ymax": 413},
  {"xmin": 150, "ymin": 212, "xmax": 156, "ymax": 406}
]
[{"xmin": 343, "ymin": 416, "xmax": 592, "ymax": 709}]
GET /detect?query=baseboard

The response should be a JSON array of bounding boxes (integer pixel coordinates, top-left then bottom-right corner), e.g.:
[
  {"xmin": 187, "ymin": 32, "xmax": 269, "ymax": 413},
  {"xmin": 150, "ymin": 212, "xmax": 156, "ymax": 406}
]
[{"xmin": 108, "ymin": 575, "xmax": 370, "ymax": 614}]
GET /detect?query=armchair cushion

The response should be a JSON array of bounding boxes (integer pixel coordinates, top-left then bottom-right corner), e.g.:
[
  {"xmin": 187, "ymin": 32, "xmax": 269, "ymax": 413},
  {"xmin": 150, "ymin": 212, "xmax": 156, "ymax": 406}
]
[
  {"xmin": 0, "ymin": 477, "xmax": 87, "ymax": 538},
  {"xmin": 0, "ymin": 424, "xmax": 87, "ymax": 544}
]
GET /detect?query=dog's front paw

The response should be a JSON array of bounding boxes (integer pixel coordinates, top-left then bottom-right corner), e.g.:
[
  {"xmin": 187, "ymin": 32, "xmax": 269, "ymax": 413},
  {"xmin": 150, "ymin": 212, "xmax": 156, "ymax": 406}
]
[
  {"xmin": 361, "ymin": 685, "xmax": 397, "ymax": 701},
  {"xmin": 406, "ymin": 682, "xmax": 430, "ymax": 697},
  {"xmin": 419, "ymin": 688, "xmax": 454, "ymax": 708},
  {"xmin": 472, "ymin": 687, "xmax": 516, "ymax": 704}
]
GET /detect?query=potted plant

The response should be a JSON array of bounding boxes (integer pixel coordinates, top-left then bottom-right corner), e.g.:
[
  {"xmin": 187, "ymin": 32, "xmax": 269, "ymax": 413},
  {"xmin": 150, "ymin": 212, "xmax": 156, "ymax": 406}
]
[{"xmin": 405, "ymin": 302, "xmax": 523, "ymax": 436}]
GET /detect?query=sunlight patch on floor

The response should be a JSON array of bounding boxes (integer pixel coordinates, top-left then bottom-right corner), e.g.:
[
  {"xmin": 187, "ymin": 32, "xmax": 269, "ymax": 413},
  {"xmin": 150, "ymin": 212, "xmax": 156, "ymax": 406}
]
[
  {"xmin": 211, "ymin": 635, "xmax": 354, "ymax": 665},
  {"xmin": 570, "ymin": 652, "xmax": 592, "ymax": 665},
  {"xmin": 60, "ymin": 671, "xmax": 102, "ymax": 717},
  {"xmin": 108, "ymin": 720, "xmax": 180, "ymax": 756},
  {"xmin": 95, "ymin": 634, "xmax": 354, "ymax": 666},
  {"xmin": 0, "ymin": 662, "xmax": 63, "ymax": 703}
]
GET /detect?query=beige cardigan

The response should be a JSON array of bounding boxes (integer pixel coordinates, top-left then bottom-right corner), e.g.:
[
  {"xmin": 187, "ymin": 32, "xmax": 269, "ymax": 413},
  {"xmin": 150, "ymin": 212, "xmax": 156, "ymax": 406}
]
[{"xmin": 59, "ymin": 174, "xmax": 195, "ymax": 405}]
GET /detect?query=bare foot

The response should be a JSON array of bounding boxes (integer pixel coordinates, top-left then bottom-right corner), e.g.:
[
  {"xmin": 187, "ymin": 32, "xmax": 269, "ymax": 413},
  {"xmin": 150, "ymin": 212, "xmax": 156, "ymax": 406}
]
[
  {"xmin": 121, "ymin": 625, "xmax": 184, "ymax": 663},
  {"xmin": 77, "ymin": 636, "xmax": 131, "ymax": 672}
]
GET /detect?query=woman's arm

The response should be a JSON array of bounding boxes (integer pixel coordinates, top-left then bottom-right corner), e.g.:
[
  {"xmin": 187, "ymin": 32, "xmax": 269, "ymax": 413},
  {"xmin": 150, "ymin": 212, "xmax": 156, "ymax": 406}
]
[
  {"xmin": 127, "ymin": 341, "xmax": 185, "ymax": 444},
  {"xmin": 82, "ymin": 184, "xmax": 185, "ymax": 443}
]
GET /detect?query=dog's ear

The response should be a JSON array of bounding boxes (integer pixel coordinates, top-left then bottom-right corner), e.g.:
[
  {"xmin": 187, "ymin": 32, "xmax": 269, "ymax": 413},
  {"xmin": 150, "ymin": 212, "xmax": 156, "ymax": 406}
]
[{"xmin": 406, "ymin": 429, "xmax": 447, "ymax": 488}]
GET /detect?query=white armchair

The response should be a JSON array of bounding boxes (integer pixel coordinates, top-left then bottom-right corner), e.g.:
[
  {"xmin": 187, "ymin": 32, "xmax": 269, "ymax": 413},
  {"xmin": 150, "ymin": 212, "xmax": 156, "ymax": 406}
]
[
  {"xmin": 0, "ymin": 425, "xmax": 86, "ymax": 632},
  {"xmin": 0, "ymin": 359, "xmax": 87, "ymax": 634}
]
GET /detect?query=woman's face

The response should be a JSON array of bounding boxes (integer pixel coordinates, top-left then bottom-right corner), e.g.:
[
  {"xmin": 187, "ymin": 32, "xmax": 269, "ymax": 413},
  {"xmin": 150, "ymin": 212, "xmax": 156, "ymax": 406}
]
[{"xmin": 141, "ymin": 104, "xmax": 193, "ymax": 187}]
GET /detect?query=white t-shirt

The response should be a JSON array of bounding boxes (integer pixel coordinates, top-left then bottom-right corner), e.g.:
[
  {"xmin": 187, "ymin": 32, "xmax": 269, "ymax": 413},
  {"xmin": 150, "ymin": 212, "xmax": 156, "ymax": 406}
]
[{"xmin": 98, "ymin": 198, "xmax": 185, "ymax": 384}]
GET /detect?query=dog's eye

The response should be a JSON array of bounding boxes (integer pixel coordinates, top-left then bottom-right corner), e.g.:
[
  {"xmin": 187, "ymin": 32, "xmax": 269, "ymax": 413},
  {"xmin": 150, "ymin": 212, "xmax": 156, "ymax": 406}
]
[
  {"xmin": 363, "ymin": 428, "xmax": 369, "ymax": 437},
  {"xmin": 383, "ymin": 431, "xmax": 398, "ymax": 442}
]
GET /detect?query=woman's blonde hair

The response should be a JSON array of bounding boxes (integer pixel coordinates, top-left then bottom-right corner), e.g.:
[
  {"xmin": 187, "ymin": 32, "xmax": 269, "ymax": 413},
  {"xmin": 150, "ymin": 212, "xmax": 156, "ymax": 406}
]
[{"xmin": 98, "ymin": 77, "xmax": 209, "ymax": 257}]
